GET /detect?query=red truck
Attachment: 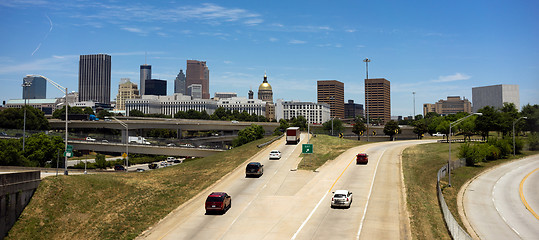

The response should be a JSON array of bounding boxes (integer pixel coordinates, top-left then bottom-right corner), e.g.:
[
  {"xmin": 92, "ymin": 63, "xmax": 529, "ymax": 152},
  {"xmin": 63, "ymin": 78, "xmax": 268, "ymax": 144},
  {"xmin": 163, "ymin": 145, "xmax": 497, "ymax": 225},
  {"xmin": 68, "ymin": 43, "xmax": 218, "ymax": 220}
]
[{"xmin": 286, "ymin": 127, "xmax": 300, "ymax": 144}]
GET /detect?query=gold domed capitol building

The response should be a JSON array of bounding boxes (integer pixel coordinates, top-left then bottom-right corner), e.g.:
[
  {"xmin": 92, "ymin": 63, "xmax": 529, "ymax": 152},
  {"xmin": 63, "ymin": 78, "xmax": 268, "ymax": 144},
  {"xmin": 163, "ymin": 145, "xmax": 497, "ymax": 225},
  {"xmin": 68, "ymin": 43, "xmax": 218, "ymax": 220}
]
[
  {"xmin": 258, "ymin": 73, "xmax": 273, "ymax": 102},
  {"xmin": 258, "ymin": 72, "xmax": 275, "ymax": 120}
]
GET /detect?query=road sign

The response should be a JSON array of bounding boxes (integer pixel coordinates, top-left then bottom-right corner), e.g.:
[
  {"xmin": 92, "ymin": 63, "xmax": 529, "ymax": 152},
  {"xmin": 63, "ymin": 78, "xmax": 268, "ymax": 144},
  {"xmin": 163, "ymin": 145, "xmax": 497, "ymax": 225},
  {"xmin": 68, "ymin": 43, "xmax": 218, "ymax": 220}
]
[
  {"xmin": 302, "ymin": 144, "xmax": 313, "ymax": 154},
  {"xmin": 122, "ymin": 153, "xmax": 127, "ymax": 158},
  {"xmin": 63, "ymin": 151, "xmax": 73, "ymax": 157},
  {"xmin": 339, "ymin": 133, "xmax": 344, "ymax": 138},
  {"xmin": 67, "ymin": 145, "xmax": 73, "ymax": 151}
]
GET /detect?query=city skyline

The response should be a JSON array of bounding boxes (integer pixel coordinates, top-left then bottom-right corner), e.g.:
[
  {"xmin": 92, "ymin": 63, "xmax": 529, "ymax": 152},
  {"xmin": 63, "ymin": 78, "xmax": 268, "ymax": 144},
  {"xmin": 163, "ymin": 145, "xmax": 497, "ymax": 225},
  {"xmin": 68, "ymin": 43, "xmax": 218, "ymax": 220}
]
[{"xmin": 0, "ymin": 1, "xmax": 537, "ymax": 116}]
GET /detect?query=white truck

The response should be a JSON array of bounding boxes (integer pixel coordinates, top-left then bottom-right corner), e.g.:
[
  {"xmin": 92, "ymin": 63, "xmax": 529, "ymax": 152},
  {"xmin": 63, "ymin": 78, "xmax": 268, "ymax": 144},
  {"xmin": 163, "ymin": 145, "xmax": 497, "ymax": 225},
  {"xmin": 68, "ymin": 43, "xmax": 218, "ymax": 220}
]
[{"xmin": 128, "ymin": 136, "xmax": 151, "ymax": 145}]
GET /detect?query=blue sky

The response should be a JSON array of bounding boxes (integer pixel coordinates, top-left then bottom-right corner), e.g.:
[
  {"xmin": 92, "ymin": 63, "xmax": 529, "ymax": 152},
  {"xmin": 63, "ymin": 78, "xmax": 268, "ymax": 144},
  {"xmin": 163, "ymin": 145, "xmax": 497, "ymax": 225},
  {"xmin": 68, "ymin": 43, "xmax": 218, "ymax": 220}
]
[{"xmin": 1, "ymin": 0, "xmax": 538, "ymax": 116}]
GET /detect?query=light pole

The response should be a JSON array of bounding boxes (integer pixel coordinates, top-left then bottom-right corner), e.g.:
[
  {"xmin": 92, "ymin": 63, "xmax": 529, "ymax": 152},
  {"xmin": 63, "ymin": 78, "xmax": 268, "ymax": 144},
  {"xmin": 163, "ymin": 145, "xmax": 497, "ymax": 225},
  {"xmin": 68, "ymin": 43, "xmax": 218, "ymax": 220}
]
[
  {"xmin": 22, "ymin": 80, "xmax": 32, "ymax": 152},
  {"xmin": 106, "ymin": 116, "xmax": 129, "ymax": 170},
  {"xmin": 37, "ymin": 75, "xmax": 69, "ymax": 175},
  {"xmin": 513, "ymin": 117, "xmax": 527, "ymax": 156},
  {"xmin": 413, "ymin": 92, "xmax": 416, "ymax": 120},
  {"xmin": 328, "ymin": 96, "xmax": 335, "ymax": 136},
  {"xmin": 448, "ymin": 112, "xmax": 482, "ymax": 186},
  {"xmin": 363, "ymin": 58, "xmax": 371, "ymax": 142}
]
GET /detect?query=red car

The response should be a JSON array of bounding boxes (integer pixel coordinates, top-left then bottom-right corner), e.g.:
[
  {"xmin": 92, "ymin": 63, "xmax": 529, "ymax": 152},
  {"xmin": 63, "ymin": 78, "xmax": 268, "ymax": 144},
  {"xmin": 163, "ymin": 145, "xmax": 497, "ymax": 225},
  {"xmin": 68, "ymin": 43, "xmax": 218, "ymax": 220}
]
[
  {"xmin": 356, "ymin": 153, "xmax": 368, "ymax": 164},
  {"xmin": 205, "ymin": 192, "xmax": 231, "ymax": 214}
]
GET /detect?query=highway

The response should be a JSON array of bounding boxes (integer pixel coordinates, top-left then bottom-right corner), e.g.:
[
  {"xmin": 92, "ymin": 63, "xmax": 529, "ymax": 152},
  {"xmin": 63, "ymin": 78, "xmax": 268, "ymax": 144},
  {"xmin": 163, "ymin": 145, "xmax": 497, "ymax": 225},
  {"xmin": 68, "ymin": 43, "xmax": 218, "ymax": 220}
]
[
  {"xmin": 137, "ymin": 135, "xmax": 433, "ymax": 240},
  {"xmin": 462, "ymin": 154, "xmax": 539, "ymax": 240}
]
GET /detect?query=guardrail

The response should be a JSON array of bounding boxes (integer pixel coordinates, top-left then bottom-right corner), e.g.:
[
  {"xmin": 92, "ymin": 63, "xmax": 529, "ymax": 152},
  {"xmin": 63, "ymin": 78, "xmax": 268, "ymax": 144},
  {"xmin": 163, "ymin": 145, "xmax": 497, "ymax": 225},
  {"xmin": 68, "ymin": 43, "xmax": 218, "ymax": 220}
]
[
  {"xmin": 257, "ymin": 134, "xmax": 284, "ymax": 148},
  {"xmin": 437, "ymin": 139, "xmax": 484, "ymax": 143},
  {"xmin": 437, "ymin": 160, "xmax": 472, "ymax": 240}
]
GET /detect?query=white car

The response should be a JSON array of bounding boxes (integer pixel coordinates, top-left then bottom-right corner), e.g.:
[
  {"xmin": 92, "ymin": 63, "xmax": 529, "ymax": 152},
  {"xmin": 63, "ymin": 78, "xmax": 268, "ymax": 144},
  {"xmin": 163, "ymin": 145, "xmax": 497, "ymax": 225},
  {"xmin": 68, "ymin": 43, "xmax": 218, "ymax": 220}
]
[
  {"xmin": 85, "ymin": 137, "xmax": 96, "ymax": 141},
  {"xmin": 269, "ymin": 150, "xmax": 281, "ymax": 160},
  {"xmin": 331, "ymin": 190, "xmax": 353, "ymax": 208}
]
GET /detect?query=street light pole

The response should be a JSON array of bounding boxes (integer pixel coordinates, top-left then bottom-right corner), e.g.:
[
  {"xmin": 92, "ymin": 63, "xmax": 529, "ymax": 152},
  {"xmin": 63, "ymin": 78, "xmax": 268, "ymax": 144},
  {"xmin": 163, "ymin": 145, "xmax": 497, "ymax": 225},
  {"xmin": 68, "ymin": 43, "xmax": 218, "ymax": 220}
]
[
  {"xmin": 35, "ymin": 75, "xmax": 69, "ymax": 175},
  {"xmin": 107, "ymin": 116, "xmax": 129, "ymax": 170},
  {"xmin": 22, "ymin": 80, "xmax": 31, "ymax": 152},
  {"xmin": 448, "ymin": 112, "xmax": 482, "ymax": 187},
  {"xmin": 363, "ymin": 58, "xmax": 371, "ymax": 142},
  {"xmin": 413, "ymin": 92, "xmax": 416, "ymax": 119},
  {"xmin": 513, "ymin": 117, "xmax": 527, "ymax": 156}
]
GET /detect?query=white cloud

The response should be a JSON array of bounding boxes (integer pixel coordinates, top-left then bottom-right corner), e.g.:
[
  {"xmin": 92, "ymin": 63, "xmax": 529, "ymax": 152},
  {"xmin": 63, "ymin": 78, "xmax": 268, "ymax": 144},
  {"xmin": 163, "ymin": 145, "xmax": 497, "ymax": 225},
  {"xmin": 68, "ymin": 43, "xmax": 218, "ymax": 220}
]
[
  {"xmin": 431, "ymin": 73, "xmax": 471, "ymax": 83},
  {"xmin": 345, "ymin": 29, "xmax": 356, "ymax": 33},
  {"xmin": 122, "ymin": 27, "xmax": 144, "ymax": 34},
  {"xmin": 269, "ymin": 37, "xmax": 278, "ymax": 42},
  {"xmin": 289, "ymin": 39, "xmax": 306, "ymax": 44}
]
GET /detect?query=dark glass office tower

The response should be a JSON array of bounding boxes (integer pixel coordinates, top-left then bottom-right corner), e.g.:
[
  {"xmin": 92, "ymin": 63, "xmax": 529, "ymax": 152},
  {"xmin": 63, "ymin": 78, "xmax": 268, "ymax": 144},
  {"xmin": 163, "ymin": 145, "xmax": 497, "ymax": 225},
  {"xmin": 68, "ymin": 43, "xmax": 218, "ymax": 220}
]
[
  {"xmin": 78, "ymin": 54, "xmax": 111, "ymax": 103},
  {"xmin": 140, "ymin": 64, "xmax": 151, "ymax": 95},
  {"xmin": 22, "ymin": 75, "xmax": 47, "ymax": 99}
]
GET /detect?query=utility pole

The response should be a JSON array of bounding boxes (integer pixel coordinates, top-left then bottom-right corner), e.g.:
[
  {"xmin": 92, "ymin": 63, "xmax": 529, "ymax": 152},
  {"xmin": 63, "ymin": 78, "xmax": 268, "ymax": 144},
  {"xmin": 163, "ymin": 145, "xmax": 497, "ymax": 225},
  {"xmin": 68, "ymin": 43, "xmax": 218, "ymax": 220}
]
[
  {"xmin": 413, "ymin": 92, "xmax": 416, "ymax": 119},
  {"xmin": 363, "ymin": 58, "xmax": 371, "ymax": 142}
]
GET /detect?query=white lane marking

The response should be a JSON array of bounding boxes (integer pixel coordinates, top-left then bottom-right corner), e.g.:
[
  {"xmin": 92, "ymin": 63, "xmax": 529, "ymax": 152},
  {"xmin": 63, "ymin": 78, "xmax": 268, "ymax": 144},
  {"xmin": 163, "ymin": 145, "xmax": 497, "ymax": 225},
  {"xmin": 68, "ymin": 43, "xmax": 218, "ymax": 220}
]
[
  {"xmin": 356, "ymin": 148, "xmax": 387, "ymax": 239},
  {"xmin": 291, "ymin": 191, "xmax": 329, "ymax": 240},
  {"xmin": 218, "ymin": 139, "xmax": 301, "ymax": 240},
  {"xmin": 491, "ymin": 166, "xmax": 523, "ymax": 238}
]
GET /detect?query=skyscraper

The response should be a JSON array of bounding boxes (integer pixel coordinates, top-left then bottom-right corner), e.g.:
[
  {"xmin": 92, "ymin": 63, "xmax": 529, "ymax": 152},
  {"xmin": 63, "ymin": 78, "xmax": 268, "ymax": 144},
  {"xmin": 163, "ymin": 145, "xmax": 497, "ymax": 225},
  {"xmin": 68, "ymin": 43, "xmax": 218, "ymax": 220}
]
[
  {"xmin": 472, "ymin": 84, "xmax": 519, "ymax": 112},
  {"xmin": 317, "ymin": 80, "xmax": 344, "ymax": 119},
  {"xmin": 116, "ymin": 78, "xmax": 140, "ymax": 111},
  {"xmin": 174, "ymin": 69, "xmax": 186, "ymax": 94},
  {"xmin": 22, "ymin": 75, "xmax": 46, "ymax": 99},
  {"xmin": 186, "ymin": 60, "xmax": 209, "ymax": 99},
  {"xmin": 79, "ymin": 54, "xmax": 111, "ymax": 103},
  {"xmin": 145, "ymin": 79, "xmax": 167, "ymax": 96},
  {"xmin": 365, "ymin": 78, "xmax": 390, "ymax": 124},
  {"xmin": 140, "ymin": 64, "xmax": 151, "ymax": 95}
]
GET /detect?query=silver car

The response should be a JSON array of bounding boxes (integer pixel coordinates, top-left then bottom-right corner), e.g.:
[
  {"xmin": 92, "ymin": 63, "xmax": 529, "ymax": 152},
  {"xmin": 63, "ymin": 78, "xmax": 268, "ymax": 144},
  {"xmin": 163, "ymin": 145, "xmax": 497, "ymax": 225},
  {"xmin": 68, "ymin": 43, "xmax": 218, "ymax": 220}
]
[{"xmin": 331, "ymin": 190, "xmax": 353, "ymax": 208}]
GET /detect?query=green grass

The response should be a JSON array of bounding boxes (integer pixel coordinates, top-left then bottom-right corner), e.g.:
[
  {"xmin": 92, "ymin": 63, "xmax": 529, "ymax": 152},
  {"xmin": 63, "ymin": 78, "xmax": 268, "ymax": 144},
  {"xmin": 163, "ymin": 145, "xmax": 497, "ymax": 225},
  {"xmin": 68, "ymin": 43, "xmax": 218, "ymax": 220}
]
[
  {"xmin": 403, "ymin": 141, "xmax": 538, "ymax": 240},
  {"xmin": 403, "ymin": 142, "xmax": 455, "ymax": 240},
  {"xmin": 6, "ymin": 136, "xmax": 275, "ymax": 240},
  {"xmin": 297, "ymin": 134, "xmax": 365, "ymax": 171}
]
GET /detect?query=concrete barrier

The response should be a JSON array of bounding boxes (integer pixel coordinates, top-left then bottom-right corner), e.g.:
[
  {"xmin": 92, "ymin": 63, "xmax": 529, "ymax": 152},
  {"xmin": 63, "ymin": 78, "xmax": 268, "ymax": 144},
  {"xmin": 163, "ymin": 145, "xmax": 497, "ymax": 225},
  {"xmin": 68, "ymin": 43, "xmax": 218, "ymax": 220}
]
[
  {"xmin": 437, "ymin": 160, "xmax": 472, "ymax": 240},
  {"xmin": 0, "ymin": 171, "xmax": 40, "ymax": 239}
]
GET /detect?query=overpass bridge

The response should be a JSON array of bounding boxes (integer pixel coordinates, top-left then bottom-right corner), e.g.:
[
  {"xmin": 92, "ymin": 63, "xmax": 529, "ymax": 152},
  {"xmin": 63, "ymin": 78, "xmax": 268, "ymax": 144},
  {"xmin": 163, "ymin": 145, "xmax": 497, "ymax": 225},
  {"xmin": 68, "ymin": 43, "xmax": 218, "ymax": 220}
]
[{"xmin": 68, "ymin": 140, "xmax": 224, "ymax": 158}]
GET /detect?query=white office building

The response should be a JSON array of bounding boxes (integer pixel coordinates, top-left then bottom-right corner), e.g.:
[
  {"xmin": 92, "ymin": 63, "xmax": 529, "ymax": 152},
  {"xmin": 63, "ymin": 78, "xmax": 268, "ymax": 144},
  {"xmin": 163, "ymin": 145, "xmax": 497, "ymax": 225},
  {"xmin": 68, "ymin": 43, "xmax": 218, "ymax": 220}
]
[
  {"xmin": 125, "ymin": 94, "xmax": 267, "ymax": 117},
  {"xmin": 275, "ymin": 99, "xmax": 330, "ymax": 124},
  {"xmin": 472, "ymin": 84, "xmax": 520, "ymax": 112}
]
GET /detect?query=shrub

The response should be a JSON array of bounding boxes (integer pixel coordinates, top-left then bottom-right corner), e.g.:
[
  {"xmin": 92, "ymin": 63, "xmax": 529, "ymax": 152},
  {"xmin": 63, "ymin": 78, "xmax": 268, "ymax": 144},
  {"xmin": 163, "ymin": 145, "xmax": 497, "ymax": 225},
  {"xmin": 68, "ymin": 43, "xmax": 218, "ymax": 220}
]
[
  {"xmin": 487, "ymin": 138, "xmax": 512, "ymax": 157},
  {"xmin": 484, "ymin": 144, "xmax": 501, "ymax": 161},
  {"xmin": 458, "ymin": 143, "xmax": 485, "ymax": 166},
  {"xmin": 528, "ymin": 133, "xmax": 539, "ymax": 151}
]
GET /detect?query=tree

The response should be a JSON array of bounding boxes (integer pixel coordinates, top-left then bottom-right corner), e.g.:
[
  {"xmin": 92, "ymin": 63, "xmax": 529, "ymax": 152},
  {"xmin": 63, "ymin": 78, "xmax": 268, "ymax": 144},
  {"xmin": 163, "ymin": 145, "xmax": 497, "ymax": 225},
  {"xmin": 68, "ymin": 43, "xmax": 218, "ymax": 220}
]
[
  {"xmin": 499, "ymin": 102, "xmax": 519, "ymax": 136},
  {"xmin": 475, "ymin": 106, "xmax": 499, "ymax": 140},
  {"xmin": 233, "ymin": 124, "xmax": 265, "ymax": 147},
  {"xmin": 521, "ymin": 104, "xmax": 539, "ymax": 132},
  {"xmin": 129, "ymin": 109, "xmax": 145, "ymax": 117},
  {"xmin": 94, "ymin": 153, "xmax": 107, "ymax": 169},
  {"xmin": 352, "ymin": 119, "xmax": 367, "ymax": 140},
  {"xmin": 274, "ymin": 119, "xmax": 289, "ymax": 135},
  {"xmin": 83, "ymin": 107, "xmax": 95, "ymax": 115},
  {"xmin": 22, "ymin": 133, "xmax": 64, "ymax": 167},
  {"xmin": 457, "ymin": 117, "xmax": 477, "ymax": 141},
  {"xmin": 97, "ymin": 109, "xmax": 113, "ymax": 119},
  {"xmin": 0, "ymin": 106, "xmax": 49, "ymax": 130},
  {"xmin": 52, "ymin": 106, "xmax": 84, "ymax": 119},
  {"xmin": 435, "ymin": 120, "xmax": 450, "ymax": 140},
  {"xmin": 427, "ymin": 116, "xmax": 444, "ymax": 136},
  {"xmin": 323, "ymin": 118, "xmax": 344, "ymax": 135},
  {"xmin": 383, "ymin": 120, "xmax": 400, "ymax": 141},
  {"xmin": 0, "ymin": 139, "xmax": 28, "ymax": 166},
  {"xmin": 290, "ymin": 116, "xmax": 308, "ymax": 131},
  {"xmin": 412, "ymin": 120, "xmax": 428, "ymax": 139}
]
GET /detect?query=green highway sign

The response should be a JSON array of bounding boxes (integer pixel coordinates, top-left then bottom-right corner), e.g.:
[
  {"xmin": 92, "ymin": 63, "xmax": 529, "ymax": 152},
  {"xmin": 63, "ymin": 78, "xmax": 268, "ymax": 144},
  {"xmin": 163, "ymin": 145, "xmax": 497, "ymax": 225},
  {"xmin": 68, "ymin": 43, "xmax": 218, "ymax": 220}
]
[
  {"xmin": 63, "ymin": 151, "xmax": 73, "ymax": 158},
  {"xmin": 67, "ymin": 145, "xmax": 73, "ymax": 151},
  {"xmin": 302, "ymin": 144, "xmax": 313, "ymax": 154}
]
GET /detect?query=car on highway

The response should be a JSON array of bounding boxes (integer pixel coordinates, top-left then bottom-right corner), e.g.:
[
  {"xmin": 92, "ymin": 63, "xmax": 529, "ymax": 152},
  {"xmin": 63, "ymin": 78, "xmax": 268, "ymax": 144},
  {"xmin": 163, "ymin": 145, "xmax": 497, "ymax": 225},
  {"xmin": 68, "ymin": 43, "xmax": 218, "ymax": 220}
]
[
  {"xmin": 166, "ymin": 157, "xmax": 175, "ymax": 162},
  {"xmin": 148, "ymin": 163, "xmax": 159, "ymax": 169},
  {"xmin": 356, "ymin": 153, "xmax": 368, "ymax": 164},
  {"xmin": 166, "ymin": 143, "xmax": 176, "ymax": 147},
  {"xmin": 331, "ymin": 190, "xmax": 353, "ymax": 208},
  {"xmin": 173, "ymin": 159, "xmax": 182, "ymax": 163},
  {"xmin": 269, "ymin": 150, "xmax": 281, "ymax": 160},
  {"xmin": 114, "ymin": 165, "xmax": 126, "ymax": 171},
  {"xmin": 205, "ymin": 192, "xmax": 231, "ymax": 214},
  {"xmin": 86, "ymin": 136, "xmax": 96, "ymax": 141},
  {"xmin": 245, "ymin": 162, "xmax": 264, "ymax": 177}
]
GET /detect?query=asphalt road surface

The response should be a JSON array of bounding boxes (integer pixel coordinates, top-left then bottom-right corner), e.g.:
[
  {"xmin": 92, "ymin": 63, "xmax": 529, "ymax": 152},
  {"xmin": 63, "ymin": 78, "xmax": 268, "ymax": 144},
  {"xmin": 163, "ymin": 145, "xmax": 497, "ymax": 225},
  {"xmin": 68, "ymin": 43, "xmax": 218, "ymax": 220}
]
[
  {"xmin": 462, "ymin": 154, "xmax": 539, "ymax": 240},
  {"xmin": 138, "ymin": 135, "xmax": 433, "ymax": 240}
]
